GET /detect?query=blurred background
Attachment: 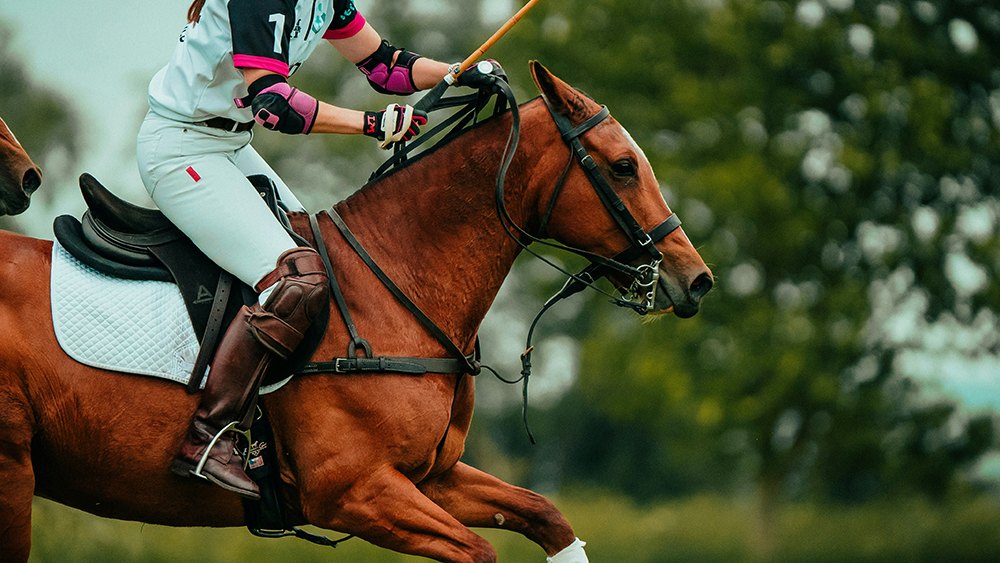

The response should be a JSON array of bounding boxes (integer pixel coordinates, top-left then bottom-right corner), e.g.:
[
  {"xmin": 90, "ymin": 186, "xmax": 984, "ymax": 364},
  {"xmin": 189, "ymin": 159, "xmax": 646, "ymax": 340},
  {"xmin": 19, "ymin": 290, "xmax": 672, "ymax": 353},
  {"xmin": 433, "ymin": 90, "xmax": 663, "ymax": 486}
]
[{"xmin": 3, "ymin": 0, "xmax": 999, "ymax": 560}]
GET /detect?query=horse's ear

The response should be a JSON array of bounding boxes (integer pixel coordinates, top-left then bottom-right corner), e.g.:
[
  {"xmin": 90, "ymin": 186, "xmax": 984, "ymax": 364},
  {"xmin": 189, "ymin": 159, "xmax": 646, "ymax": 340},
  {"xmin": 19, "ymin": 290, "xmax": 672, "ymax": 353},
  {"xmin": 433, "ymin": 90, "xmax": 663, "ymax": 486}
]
[{"xmin": 530, "ymin": 61, "xmax": 591, "ymax": 121}]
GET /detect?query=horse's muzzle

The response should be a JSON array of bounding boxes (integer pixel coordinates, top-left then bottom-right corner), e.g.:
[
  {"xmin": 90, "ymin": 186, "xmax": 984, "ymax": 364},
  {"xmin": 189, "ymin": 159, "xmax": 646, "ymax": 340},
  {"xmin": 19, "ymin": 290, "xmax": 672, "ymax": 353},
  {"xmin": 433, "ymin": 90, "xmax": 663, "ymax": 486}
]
[
  {"xmin": 657, "ymin": 270, "xmax": 713, "ymax": 318},
  {"xmin": 0, "ymin": 166, "xmax": 40, "ymax": 216},
  {"xmin": 23, "ymin": 167, "xmax": 42, "ymax": 196}
]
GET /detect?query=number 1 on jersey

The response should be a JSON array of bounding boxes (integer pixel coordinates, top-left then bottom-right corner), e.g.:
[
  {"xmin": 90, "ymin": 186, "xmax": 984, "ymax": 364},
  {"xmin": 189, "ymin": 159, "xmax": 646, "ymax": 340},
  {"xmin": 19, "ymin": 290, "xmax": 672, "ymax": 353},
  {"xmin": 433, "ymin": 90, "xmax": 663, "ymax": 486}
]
[{"xmin": 269, "ymin": 13, "xmax": 285, "ymax": 54}]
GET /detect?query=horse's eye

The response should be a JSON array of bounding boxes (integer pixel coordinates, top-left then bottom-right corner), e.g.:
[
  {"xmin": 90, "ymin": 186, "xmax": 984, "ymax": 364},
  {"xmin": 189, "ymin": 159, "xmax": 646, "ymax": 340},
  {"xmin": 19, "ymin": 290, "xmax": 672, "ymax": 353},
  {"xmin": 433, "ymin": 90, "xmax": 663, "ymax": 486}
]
[{"xmin": 610, "ymin": 159, "xmax": 637, "ymax": 178}]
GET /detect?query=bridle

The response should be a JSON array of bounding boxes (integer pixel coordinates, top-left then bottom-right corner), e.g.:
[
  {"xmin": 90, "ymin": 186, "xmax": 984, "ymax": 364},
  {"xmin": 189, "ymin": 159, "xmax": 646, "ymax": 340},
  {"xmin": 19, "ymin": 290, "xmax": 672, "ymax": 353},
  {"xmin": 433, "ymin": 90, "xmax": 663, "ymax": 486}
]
[
  {"xmin": 369, "ymin": 79, "xmax": 683, "ymax": 313},
  {"xmin": 486, "ymin": 80, "xmax": 685, "ymax": 442},
  {"xmin": 490, "ymin": 80, "xmax": 682, "ymax": 315}
]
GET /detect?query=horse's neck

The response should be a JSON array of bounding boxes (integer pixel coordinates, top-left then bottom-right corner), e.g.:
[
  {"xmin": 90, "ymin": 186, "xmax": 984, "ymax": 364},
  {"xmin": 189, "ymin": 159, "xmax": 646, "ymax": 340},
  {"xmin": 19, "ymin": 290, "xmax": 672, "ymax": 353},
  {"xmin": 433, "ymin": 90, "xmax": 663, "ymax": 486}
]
[{"xmin": 334, "ymin": 100, "xmax": 555, "ymax": 347}]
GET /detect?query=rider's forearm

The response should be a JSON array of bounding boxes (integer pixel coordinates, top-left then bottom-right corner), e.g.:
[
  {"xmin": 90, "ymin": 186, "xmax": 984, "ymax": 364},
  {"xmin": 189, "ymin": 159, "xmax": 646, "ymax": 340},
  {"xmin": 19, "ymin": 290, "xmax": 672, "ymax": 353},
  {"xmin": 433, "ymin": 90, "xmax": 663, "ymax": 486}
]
[
  {"xmin": 411, "ymin": 58, "xmax": 453, "ymax": 90},
  {"xmin": 310, "ymin": 102, "xmax": 365, "ymax": 135}
]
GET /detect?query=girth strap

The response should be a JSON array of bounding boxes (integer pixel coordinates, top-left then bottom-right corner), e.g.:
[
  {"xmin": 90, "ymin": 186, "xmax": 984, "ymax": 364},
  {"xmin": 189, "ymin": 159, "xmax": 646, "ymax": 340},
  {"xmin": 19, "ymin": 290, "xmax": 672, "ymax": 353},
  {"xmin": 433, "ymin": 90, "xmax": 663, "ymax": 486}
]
[{"xmin": 298, "ymin": 355, "xmax": 475, "ymax": 376}]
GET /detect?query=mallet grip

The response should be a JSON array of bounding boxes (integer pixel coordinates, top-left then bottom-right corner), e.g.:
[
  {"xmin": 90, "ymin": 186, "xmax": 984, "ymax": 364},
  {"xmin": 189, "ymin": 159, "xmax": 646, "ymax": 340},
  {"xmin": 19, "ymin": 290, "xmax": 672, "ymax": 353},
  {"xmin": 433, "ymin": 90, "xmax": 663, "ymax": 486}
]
[{"xmin": 414, "ymin": 79, "xmax": 451, "ymax": 114}]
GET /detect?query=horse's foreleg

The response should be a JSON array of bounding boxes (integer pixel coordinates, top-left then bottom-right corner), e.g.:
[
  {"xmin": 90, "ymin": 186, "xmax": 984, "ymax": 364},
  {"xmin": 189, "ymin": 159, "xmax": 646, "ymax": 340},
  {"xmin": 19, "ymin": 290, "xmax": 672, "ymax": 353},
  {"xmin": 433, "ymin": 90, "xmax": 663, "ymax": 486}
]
[
  {"xmin": 419, "ymin": 462, "xmax": 586, "ymax": 560},
  {"xmin": 0, "ymin": 393, "xmax": 35, "ymax": 562},
  {"xmin": 308, "ymin": 466, "xmax": 497, "ymax": 563}
]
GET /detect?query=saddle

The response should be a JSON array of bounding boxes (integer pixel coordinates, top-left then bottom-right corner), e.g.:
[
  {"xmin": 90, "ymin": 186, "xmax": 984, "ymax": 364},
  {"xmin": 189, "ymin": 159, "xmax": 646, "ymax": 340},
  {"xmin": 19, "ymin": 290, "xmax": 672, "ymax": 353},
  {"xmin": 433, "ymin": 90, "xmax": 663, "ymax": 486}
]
[{"xmin": 52, "ymin": 173, "xmax": 312, "ymax": 391}]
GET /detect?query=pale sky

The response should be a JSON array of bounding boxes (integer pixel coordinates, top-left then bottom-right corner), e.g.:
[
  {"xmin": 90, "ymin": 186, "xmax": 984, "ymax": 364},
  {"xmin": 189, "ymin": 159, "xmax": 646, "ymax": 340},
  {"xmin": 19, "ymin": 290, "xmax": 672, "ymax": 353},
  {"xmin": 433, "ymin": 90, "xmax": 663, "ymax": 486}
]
[
  {"xmin": 0, "ymin": 0, "xmax": 515, "ymax": 236},
  {"xmin": 2, "ymin": 1, "xmax": 184, "ymax": 196}
]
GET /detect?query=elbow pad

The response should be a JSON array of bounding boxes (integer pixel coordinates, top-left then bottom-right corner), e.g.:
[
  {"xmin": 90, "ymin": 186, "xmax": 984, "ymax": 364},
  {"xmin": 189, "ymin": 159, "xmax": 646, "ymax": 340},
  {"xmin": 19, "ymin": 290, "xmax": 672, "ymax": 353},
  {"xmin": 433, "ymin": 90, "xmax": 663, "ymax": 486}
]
[
  {"xmin": 356, "ymin": 40, "xmax": 421, "ymax": 96},
  {"xmin": 236, "ymin": 74, "xmax": 318, "ymax": 135}
]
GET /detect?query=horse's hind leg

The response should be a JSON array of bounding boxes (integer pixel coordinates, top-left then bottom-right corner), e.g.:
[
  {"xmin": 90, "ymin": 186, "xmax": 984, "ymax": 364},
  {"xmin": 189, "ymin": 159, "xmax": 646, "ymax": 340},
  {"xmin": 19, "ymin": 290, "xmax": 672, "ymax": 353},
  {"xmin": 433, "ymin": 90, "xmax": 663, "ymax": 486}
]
[
  {"xmin": 307, "ymin": 466, "xmax": 497, "ymax": 563},
  {"xmin": 0, "ymin": 390, "xmax": 35, "ymax": 562},
  {"xmin": 419, "ymin": 462, "xmax": 584, "ymax": 560}
]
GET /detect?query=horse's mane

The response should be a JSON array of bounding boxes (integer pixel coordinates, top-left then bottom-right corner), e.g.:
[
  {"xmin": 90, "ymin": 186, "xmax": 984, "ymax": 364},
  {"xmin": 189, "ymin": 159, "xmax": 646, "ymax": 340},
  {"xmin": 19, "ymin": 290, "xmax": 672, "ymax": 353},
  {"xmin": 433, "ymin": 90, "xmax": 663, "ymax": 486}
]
[{"xmin": 340, "ymin": 95, "xmax": 545, "ymax": 207}]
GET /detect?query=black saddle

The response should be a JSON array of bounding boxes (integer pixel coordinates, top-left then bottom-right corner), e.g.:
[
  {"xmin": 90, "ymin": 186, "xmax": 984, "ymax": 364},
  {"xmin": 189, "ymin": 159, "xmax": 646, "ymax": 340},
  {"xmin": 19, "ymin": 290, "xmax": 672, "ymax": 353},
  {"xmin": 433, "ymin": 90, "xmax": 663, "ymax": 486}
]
[
  {"xmin": 54, "ymin": 173, "xmax": 289, "ymax": 285},
  {"xmin": 53, "ymin": 173, "xmax": 260, "ymax": 335},
  {"xmin": 52, "ymin": 173, "xmax": 321, "ymax": 390}
]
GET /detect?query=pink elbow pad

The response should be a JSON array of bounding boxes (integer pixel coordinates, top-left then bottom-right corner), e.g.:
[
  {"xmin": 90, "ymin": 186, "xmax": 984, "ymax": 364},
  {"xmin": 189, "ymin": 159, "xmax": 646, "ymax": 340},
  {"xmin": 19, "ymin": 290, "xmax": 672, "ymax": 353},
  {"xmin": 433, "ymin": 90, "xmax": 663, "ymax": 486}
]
[
  {"xmin": 356, "ymin": 40, "xmax": 420, "ymax": 96},
  {"xmin": 236, "ymin": 75, "xmax": 318, "ymax": 135}
]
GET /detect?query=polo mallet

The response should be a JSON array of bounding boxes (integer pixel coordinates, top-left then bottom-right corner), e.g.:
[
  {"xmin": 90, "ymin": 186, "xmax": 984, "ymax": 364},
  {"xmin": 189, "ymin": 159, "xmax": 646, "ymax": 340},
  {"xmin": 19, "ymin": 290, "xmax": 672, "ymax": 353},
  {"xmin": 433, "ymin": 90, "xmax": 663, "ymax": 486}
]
[{"xmin": 415, "ymin": 0, "xmax": 542, "ymax": 113}]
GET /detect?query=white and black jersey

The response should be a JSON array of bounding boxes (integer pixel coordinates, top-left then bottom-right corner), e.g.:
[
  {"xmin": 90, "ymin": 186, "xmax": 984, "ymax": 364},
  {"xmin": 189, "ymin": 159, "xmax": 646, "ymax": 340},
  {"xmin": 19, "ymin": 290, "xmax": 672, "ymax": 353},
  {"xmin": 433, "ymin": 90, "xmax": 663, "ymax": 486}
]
[{"xmin": 148, "ymin": 0, "xmax": 363, "ymax": 123}]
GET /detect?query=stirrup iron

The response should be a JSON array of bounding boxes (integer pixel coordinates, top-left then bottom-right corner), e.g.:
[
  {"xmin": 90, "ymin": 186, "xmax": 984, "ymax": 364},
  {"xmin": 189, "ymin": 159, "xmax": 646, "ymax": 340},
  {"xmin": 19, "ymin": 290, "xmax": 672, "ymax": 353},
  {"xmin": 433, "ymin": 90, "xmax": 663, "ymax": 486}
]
[{"xmin": 192, "ymin": 421, "xmax": 253, "ymax": 479}]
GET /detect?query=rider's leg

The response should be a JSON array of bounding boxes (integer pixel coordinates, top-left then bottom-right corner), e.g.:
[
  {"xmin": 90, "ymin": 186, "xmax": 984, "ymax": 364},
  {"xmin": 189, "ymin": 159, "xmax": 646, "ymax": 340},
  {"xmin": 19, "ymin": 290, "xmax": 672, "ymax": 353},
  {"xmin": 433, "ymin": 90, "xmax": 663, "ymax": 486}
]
[
  {"xmin": 137, "ymin": 116, "xmax": 329, "ymax": 498},
  {"xmin": 232, "ymin": 143, "xmax": 306, "ymax": 212},
  {"xmin": 137, "ymin": 115, "xmax": 299, "ymax": 286},
  {"xmin": 171, "ymin": 246, "xmax": 328, "ymax": 498}
]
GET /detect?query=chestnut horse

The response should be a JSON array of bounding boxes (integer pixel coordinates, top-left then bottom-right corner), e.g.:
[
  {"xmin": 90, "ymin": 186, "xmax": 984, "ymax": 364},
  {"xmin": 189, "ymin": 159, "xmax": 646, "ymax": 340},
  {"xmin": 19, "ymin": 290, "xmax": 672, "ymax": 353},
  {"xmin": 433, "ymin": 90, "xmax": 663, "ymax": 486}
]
[
  {"xmin": 0, "ymin": 64, "xmax": 711, "ymax": 561},
  {"xmin": 0, "ymin": 115, "xmax": 42, "ymax": 215}
]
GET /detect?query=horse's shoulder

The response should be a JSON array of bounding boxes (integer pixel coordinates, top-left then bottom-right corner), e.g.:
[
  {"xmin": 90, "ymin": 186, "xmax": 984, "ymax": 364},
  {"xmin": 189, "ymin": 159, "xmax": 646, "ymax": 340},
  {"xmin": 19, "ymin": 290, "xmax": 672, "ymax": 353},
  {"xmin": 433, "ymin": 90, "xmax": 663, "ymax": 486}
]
[{"xmin": 0, "ymin": 230, "xmax": 50, "ymax": 268}]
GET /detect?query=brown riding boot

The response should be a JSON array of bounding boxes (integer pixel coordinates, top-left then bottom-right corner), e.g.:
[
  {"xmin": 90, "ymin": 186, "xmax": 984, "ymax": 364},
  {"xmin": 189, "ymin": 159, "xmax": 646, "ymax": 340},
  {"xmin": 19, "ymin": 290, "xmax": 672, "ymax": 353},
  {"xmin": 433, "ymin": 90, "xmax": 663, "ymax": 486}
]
[{"xmin": 171, "ymin": 247, "xmax": 329, "ymax": 500}]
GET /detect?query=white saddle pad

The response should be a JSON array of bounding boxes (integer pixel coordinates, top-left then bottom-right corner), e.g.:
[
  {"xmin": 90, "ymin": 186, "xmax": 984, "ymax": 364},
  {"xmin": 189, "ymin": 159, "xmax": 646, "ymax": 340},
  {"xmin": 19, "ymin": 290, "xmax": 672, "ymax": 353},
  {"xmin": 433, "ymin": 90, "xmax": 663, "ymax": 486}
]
[{"xmin": 51, "ymin": 241, "xmax": 203, "ymax": 387}]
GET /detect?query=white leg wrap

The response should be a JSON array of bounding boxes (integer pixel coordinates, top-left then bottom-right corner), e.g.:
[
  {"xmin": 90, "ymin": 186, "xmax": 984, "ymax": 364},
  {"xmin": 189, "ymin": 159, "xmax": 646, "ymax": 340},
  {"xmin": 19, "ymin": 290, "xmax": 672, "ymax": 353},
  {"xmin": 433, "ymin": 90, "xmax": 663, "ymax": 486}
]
[{"xmin": 547, "ymin": 538, "xmax": 588, "ymax": 563}]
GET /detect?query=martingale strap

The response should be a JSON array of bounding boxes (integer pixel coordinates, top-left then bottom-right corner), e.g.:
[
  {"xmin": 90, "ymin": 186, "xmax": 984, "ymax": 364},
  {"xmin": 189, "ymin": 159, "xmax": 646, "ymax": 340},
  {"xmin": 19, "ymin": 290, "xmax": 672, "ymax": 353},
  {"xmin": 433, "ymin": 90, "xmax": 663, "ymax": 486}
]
[{"xmin": 300, "ymin": 212, "xmax": 479, "ymax": 377}]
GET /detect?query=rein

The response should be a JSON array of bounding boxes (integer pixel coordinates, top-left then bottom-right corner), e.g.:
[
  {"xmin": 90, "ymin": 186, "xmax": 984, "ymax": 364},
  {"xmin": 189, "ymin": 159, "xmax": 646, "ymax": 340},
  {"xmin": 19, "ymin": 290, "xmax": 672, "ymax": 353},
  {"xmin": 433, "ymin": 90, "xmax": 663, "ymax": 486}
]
[
  {"xmin": 299, "ymin": 78, "xmax": 682, "ymax": 443},
  {"xmin": 298, "ymin": 88, "xmax": 509, "ymax": 380}
]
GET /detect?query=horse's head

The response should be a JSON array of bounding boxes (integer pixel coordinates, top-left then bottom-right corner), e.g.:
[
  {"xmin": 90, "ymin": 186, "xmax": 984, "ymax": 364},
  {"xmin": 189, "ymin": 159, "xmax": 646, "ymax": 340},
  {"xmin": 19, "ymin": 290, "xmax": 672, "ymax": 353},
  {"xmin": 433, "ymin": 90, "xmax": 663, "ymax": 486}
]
[
  {"xmin": 528, "ymin": 62, "xmax": 712, "ymax": 317},
  {"xmin": 0, "ymin": 116, "xmax": 42, "ymax": 216}
]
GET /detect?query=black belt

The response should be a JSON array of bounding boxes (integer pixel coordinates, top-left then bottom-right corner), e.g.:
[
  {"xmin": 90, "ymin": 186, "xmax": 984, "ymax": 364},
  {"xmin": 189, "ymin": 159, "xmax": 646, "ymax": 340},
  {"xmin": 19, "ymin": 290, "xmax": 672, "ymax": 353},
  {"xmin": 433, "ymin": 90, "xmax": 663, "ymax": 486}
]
[{"xmin": 200, "ymin": 116, "xmax": 254, "ymax": 132}]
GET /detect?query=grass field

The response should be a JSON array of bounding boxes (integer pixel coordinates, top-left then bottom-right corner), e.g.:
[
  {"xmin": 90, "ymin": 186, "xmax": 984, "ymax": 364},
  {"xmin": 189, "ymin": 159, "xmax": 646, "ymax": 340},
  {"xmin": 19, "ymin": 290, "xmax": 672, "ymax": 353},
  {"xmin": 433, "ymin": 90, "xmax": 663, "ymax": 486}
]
[{"xmin": 27, "ymin": 491, "xmax": 1000, "ymax": 561}]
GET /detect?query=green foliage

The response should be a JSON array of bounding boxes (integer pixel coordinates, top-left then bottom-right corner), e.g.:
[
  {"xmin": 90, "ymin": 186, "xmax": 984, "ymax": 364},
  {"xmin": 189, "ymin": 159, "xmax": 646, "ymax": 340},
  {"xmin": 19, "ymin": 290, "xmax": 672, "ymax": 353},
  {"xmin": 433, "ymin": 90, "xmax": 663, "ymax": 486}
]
[
  {"xmin": 0, "ymin": 27, "xmax": 80, "ymax": 161},
  {"xmin": 463, "ymin": 0, "xmax": 1000, "ymax": 506},
  {"xmin": 31, "ymin": 493, "xmax": 1000, "ymax": 562}
]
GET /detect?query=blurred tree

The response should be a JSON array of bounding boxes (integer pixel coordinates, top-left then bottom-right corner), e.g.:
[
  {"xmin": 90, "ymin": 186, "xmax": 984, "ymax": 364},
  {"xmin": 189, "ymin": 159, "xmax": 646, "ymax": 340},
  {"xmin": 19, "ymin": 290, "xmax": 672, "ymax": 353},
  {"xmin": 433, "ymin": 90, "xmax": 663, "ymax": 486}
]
[
  {"xmin": 0, "ymin": 24, "xmax": 82, "ymax": 230},
  {"xmin": 459, "ymin": 0, "xmax": 999, "ymax": 517}
]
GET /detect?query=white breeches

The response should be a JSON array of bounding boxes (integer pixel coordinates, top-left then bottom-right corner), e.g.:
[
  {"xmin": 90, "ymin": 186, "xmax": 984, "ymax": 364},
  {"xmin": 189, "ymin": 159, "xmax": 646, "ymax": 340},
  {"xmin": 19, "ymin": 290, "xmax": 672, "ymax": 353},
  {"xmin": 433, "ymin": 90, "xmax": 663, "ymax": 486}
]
[{"xmin": 136, "ymin": 111, "xmax": 304, "ymax": 289}]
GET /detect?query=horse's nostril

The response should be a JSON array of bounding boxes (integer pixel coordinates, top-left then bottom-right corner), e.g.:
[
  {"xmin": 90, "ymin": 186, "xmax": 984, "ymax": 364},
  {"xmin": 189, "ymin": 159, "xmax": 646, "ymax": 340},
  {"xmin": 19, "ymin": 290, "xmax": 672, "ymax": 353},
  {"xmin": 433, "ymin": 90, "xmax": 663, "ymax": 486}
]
[
  {"xmin": 22, "ymin": 168, "xmax": 41, "ymax": 195},
  {"xmin": 690, "ymin": 273, "xmax": 714, "ymax": 300}
]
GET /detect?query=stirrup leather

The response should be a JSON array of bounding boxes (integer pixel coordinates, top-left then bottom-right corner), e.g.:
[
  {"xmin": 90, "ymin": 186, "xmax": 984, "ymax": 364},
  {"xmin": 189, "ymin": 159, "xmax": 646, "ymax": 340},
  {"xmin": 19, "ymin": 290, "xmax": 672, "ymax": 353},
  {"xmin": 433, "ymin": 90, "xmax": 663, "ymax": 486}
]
[{"xmin": 191, "ymin": 421, "xmax": 253, "ymax": 479}]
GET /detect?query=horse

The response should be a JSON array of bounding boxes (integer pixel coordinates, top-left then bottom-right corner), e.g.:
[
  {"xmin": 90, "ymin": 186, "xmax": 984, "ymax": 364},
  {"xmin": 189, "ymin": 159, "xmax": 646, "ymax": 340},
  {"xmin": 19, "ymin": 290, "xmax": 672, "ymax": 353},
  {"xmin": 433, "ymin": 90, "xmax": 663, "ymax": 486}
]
[
  {"xmin": 0, "ymin": 63, "xmax": 712, "ymax": 562},
  {"xmin": 0, "ymin": 115, "xmax": 42, "ymax": 215}
]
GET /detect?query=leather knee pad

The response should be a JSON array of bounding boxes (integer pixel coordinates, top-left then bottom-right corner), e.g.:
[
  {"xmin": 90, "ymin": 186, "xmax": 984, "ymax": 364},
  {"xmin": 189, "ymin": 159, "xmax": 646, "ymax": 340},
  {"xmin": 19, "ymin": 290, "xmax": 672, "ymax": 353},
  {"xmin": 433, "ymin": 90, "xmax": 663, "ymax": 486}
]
[{"xmin": 248, "ymin": 247, "xmax": 329, "ymax": 358}]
